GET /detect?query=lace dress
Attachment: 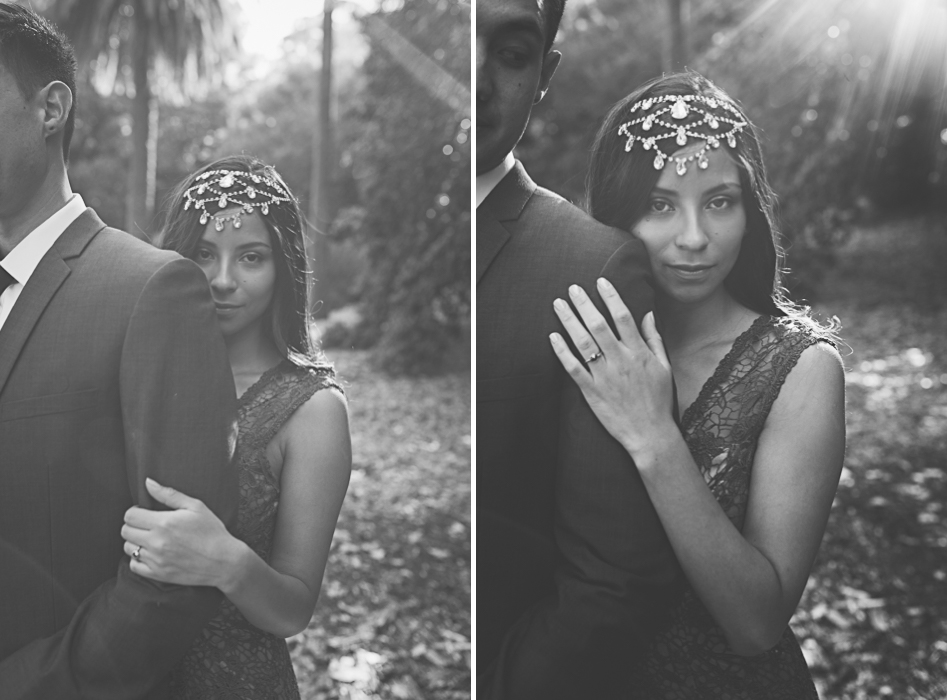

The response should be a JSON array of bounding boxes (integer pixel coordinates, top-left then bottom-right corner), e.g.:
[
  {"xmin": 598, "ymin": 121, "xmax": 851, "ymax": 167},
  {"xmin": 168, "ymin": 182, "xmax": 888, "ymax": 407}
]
[
  {"xmin": 170, "ymin": 359, "xmax": 341, "ymax": 700},
  {"xmin": 637, "ymin": 315, "xmax": 827, "ymax": 699}
]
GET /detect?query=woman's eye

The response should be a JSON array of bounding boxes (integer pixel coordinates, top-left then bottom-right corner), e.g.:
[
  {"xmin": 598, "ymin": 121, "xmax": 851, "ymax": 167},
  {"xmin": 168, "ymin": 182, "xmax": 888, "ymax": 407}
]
[
  {"xmin": 195, "ymin": 249, "xmax": 213, "ymax": 262},
  {"xmin": 708, "ymin": 196, "xmax": 733, "ymax": 210},
  {"xmin": 649, "ymin": 199, "xmax": 672, "ymax": 213},
  {"xmin": 242, "ymin": 252, "xmax": 263, "ymax": 264}
]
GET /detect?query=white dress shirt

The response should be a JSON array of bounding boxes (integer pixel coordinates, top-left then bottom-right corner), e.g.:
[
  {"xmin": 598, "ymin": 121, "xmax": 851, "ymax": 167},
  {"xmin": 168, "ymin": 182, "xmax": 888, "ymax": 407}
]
[
  {"xmin": 476, "ymin": 152, "xmax": 515, "ymax": 209},
  {"xmin": 0, "ymin": 194, "xmax": 86, "ymax": 332}
]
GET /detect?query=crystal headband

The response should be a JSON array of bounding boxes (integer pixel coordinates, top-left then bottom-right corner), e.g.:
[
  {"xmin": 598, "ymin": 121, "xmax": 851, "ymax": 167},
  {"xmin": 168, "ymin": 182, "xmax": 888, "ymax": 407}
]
[
  {"xmin": 617, "ymin": 94, "xmax": 748, "ymax": 176},
  {"xmin": 183, "ymin": 168, "xmax": 294, "ymax": 231}
]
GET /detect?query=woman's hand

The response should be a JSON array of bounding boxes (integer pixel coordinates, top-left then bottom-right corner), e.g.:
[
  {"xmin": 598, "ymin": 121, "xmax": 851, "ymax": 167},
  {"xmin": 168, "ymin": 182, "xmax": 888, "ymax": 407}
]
[
  {"xmin": 122, "ymin": 478, "xmax": 246, "ymax": 590},
  {"xmin": 550, "ymin": 278, "xmax": 677, "ymax": 459}
]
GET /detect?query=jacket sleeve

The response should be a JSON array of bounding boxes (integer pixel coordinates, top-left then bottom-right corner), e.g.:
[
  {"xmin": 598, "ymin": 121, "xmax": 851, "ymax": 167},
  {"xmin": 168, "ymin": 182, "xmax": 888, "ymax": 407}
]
[
  {"xmin": 481, "ymin": 239, "xmax": 683, "ymax": 699},
  {"xmin": 0, "ymin": 257, "xmax": 238, "ymax": 700}
]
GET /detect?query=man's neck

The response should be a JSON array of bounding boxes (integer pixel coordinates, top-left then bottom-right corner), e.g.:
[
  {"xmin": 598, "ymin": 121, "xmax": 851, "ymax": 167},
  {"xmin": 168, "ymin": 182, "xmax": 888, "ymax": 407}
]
[
  {"xmin": 476, "ymin": 152, "xmax": 516, "ymax": 208},
  {"xmin": 0, "ymin": 170, "xmax": 73, "ymax": 257}
]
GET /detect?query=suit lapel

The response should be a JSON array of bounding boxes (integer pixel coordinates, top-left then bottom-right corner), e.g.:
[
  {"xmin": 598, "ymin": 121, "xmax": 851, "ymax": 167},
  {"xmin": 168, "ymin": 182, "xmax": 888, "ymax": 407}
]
[
  {"xmin": 476, "ymin": 161, "xmax": 537, "ymax": 285},
  {"xmin": 0, "ymin": 210, "xmax": 106, "ymax": 394},
  {"xmin": 476, "ymin": 216, "xmax": 510, "ymax": 284}
]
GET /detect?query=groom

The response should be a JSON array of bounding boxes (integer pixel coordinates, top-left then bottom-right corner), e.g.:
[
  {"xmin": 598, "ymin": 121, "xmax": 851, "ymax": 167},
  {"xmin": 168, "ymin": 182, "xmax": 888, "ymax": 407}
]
[
  {"xmin": 477, "ymin": 0, "xmax": 682, "ymax": 697},
  {"xmin": 0, "ymin": 5, "xmax": 237, "ymax": 698}
]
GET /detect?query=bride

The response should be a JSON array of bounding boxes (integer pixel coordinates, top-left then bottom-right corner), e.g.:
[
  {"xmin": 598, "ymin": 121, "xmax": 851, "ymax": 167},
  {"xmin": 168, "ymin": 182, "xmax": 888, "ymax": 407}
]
[
  {"xmin": 551, "ymin": 72, "xmax": 845, "ymax": 698},
  {"xmin": 120, "ymin": 155, "xmax": 351, "ymax": 699}
]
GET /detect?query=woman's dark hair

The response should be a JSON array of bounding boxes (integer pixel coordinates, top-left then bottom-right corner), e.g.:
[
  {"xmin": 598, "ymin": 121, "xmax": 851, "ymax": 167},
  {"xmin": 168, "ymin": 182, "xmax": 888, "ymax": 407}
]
[
  {"xmin": 588, "ymin": 71, "xmax": 806, "ymax": 321},
  {"xmin": 159, "ymin": 154, "xmax": 328, "ymax": 369}
]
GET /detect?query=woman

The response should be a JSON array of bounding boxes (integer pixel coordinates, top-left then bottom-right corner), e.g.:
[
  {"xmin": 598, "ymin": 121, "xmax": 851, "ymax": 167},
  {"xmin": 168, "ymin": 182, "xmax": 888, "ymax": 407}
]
[
  {"xmin": 550, "ymin": 73, "xmax": 845, "ymax": 697},
  {"xmin": 120, "ymin": 155, "xmax": 352, "ymax": 699}
]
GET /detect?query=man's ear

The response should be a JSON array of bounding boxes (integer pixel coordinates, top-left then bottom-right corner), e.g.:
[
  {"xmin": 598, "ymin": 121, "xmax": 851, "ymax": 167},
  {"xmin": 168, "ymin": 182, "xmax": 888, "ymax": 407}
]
[
  {"xmin": 40, "ymin": 81, "xmax": 72, "ymax": 138},
  {"xmin": 533, "ymin": 50, "xmax": 561, "ymax": 105}
]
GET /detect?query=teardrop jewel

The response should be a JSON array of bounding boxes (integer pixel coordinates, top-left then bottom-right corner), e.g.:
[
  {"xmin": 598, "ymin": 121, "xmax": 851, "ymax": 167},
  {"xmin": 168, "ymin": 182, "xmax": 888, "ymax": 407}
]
[{"xmin": 671, "ymin": 98, "xmax": 689, "ymax": 120}]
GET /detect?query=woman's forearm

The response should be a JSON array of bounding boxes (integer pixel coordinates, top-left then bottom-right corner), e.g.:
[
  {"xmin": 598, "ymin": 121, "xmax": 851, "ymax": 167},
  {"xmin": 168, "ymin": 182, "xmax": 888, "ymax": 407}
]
[
  {"xmin": 218, "ymin": 538, "xmax": 318, "ymax": 638},
  {"xmin": 631, "ymin": 429, "xmax": 791, "ymax": 655}
]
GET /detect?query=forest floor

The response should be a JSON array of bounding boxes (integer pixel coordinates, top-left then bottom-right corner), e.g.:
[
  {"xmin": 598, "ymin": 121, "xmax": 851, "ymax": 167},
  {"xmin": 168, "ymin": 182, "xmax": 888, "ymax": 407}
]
[
  {"xmin": 790, "ymin": 216, "xmax": 947, "ymax": 700},
  {"xmin": 290, "ymin": 351, "xmax": 471, "ymax": 700}
]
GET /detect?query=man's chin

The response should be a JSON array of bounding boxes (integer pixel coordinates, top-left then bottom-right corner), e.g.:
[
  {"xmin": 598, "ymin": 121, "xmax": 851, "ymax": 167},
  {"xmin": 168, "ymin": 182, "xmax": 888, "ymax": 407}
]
[{"xmin": 476, "ymin": 151, "xmax": 506, "ymax": 176}]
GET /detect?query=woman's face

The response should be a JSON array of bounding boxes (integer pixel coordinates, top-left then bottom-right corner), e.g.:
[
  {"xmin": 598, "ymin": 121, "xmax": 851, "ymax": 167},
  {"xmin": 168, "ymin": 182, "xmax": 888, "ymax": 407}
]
[
  {"xmin": 633, "ymin": 143, "xmax": 746, "ymax": 307},
  {"xmin": 193, "ymin": 209, "xmax": 277, "ymax": 340}
]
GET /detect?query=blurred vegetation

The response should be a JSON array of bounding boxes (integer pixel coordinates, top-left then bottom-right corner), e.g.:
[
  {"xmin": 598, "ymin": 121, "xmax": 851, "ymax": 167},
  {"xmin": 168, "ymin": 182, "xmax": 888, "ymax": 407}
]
[
  {"xmin": 290, "ymin": 349, "xmax": 470, "ymax": 700},
  {"xmin": 33, "ymin": 0, "xmax": 470, "ymax": 376},
  {"xmin": 792, "ymin": 218, "xmax": 947, "ymax": 700}
]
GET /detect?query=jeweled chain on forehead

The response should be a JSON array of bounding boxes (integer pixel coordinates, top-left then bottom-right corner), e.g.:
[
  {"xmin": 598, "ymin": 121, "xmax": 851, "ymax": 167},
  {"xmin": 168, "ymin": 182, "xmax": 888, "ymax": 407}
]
[
  {"xmin": 617, "ymin": 94, "xmax": 748, "ymax": 176},
  {"xmin": 183, "ymin": 169, "xmax": 294, "ymax": 231}
]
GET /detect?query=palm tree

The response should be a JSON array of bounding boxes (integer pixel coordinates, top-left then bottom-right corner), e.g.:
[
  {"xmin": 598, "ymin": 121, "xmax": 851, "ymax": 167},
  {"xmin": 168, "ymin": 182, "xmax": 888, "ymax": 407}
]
[{"xmin": 49, "ymin": 0, "xmax": 236, "ymax": 237}]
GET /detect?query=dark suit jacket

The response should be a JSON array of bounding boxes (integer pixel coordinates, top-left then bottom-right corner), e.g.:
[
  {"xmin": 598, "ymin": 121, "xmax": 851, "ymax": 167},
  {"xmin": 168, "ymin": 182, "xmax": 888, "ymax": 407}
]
[
  {"xmin": 0, "ymin": 209, "xmax": 238, "ymax": 699},
  {"xmin": 477, "ymin": 163, "xmax": 682, "ymax": 699}
]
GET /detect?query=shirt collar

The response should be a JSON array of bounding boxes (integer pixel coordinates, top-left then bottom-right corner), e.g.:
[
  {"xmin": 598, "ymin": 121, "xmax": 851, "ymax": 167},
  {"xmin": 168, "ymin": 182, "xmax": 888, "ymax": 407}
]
[
  {"xmin": 476, "ymin": 152, "xmax": 515, "ymax": 209},
  {"xmin": 0, "ymin": 194, "xmax": 86, "ymax": 286}
]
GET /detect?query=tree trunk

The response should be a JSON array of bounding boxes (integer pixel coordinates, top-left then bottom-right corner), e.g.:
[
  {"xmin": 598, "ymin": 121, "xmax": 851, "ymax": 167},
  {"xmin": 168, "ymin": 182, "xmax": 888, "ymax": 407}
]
[
  {"xmin": 307, "ymin": 0, "xmax": 334, "ymax": 312},
  {"xmin": 666, "ymin": 0, "xmax": 686, "ymax": 72},
  {"xmin": 127, "ymin": 5, "xmax": 157, "ymax": 238}
]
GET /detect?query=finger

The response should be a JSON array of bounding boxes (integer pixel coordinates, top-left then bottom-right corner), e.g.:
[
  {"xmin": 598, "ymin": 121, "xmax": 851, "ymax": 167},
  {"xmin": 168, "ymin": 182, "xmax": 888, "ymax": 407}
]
[
  {"xmin": 146, "ymin": 478, "xmax": 202, "ymax": 511},
  {"xmin": 597, "ymin": 277, "xmax": 644, "ymax": 349},
  {"xmin": 129, "ymin": 556, "xmax": 158, "ymax": 580},
  {"xmin": 641, "ymin": 311, "xmax": 672, "ymax": 371},
  {"xmin": 553, "ymin": 297, "xmax": 600, "ymax": 363},
  {"xmin": 121, "ymin": 523, "xmax": 150, "ymax": 546},
  {"xmin": 567, "ymin": 284, "xmax": 624, "ymax": 357},
  {"xmin": 549, "ymin": 332, "xmax": 594, "ymax": 388},
  {"xmin": 124, "ymin": 506, "xmax": 162, "ymax": 529}
]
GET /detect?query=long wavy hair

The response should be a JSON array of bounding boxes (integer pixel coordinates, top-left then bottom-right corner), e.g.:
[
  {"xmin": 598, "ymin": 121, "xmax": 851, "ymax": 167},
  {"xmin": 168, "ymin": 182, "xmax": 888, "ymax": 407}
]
[
  {"xmin": 588, "ymin": 71, "xmax": 805, "ymax": 321},
  {"xmin": 159, "ymin": 155, "xmax": 328, "ymax": 369}
]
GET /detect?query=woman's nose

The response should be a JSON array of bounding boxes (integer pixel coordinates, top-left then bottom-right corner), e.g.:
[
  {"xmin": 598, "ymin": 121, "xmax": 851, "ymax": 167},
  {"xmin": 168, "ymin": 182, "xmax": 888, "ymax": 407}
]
[
  {"xmin": 675, "ymin": 210, "xmax": 710, "ymax": 251},
  {"xmin": 210, "ymin": 261, "xmax": 238, "ymax": 293}
]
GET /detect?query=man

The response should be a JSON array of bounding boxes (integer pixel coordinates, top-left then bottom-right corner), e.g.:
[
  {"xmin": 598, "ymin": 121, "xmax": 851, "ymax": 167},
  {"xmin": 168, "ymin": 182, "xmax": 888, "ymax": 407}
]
[
  {"xmin": 0, "ymin": 5, "xmax": 238, "ymax": 698},
  {"xmin": 477, "ymin": 0, "xmax": 683, "ymax": 696}
]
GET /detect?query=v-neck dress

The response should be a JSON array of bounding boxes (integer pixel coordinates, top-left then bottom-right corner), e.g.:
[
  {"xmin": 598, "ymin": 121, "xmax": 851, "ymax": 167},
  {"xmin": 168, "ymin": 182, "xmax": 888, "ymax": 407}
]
[
  {"xmin": 170, "ymin": 359, "xmax": 341, "ymax": 700},
  {"xmin": 636, "ymin": 315, "xmax": 826, "ymax": 699}
]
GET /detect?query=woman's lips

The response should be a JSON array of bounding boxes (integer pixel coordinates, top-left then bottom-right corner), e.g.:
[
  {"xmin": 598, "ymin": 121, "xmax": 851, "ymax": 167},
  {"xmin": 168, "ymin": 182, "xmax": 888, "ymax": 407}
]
[{"xmin": 667, "ymin": 263, "xmax": 715, "ymax": 279}]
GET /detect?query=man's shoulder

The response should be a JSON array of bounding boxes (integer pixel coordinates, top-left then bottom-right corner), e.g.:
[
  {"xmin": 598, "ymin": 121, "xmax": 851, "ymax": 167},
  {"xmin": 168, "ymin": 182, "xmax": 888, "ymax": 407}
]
[
  {"xmin": 522, "ymin": 186, "xmax": 634, "ymax": 255},
  {"xmin": 81, "ymin": 224, "xmax": 187, "ymax": 279}
]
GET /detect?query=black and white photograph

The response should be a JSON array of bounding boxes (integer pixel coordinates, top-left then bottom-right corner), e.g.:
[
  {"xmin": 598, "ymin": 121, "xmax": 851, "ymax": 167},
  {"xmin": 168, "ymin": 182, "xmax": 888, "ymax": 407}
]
[
  {"xmin": 0, "ymin": 0, "xmax": 470, "ymax": 698},
  {"xmin": 476, "ymin": 0, "xmax": 947, "ymax": 698}
]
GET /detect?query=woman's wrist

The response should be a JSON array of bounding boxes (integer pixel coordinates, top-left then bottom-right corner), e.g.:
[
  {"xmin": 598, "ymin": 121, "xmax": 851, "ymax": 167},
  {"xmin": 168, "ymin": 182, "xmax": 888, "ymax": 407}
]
[
  {"xmin": 624, "ymin": 420, "xmax": 683, "ymax": 473},
  {"xmin": 216, "ymin": 536, "xmax": 251, "ymax": 595}
]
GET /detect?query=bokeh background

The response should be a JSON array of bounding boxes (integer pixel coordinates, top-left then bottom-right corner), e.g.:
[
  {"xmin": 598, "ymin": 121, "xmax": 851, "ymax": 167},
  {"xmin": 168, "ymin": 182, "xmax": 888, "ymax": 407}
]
[
  {"xmin": 17, "ymin": 0, "xmax": 471, "ymax": 698},
  {"xmin": 514, "ymin": 1, "xmax": 947, "ymax": 698}
]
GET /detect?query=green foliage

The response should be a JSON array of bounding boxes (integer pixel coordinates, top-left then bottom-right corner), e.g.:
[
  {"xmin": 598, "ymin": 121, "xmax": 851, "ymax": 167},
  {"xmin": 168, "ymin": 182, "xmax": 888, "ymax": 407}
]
[{"xmin": 339, "ymin": 0, "xmax": 471, "ymax": 375}]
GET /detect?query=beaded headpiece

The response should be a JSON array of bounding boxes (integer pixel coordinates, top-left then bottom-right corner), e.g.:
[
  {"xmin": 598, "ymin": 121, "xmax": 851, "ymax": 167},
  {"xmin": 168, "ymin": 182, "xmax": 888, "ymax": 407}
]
[
  {"xmin": 617, "ymin": 94, "xmax": 748, "ymax": 176},
  {"xmin": 183, "ymin": 168, "xmax": 294, "ymax": 231}
]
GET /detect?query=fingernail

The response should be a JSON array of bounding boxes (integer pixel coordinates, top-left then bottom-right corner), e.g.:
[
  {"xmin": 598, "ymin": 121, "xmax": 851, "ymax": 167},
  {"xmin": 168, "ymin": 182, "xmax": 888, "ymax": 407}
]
[
  {"xmin": 569, "ymin": 284, "xmax": 583, "ymax": 298},
  {"xmin": 146, "ymin": 478, "xmax": 157, "ymax": 487},
  {"xmin": 598, "ymin": 277, "xmax": 613, "ymax": 290},
  {"xmin": 553, "ymin": 298, "xmax": 567, "ymax": 312},
  {"xmin": 549, "ymin": 333, "xmax": 561, "ymax": 344}
]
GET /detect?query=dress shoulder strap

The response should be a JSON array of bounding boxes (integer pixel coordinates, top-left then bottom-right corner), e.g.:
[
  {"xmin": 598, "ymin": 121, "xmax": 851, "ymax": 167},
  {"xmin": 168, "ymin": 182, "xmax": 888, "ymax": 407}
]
[{"xmin": 240, "ymin": 363, "xmax": 342, "ymax": 452}]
